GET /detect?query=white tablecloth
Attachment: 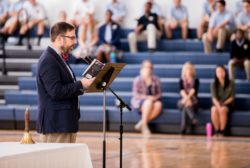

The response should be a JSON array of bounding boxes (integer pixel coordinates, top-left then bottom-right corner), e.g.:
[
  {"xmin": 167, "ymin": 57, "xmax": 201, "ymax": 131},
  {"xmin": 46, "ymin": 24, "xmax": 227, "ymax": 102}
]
[{"xmin": 0, "ymin": 142, "xmax": 93, "ymax": 168}]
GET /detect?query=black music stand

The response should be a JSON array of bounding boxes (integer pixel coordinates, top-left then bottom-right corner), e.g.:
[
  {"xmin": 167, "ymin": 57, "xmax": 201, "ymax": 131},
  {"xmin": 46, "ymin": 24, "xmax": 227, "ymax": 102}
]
[{"xmin": 84, "ymin": 62, "xmax": 130, "ymax": 168}]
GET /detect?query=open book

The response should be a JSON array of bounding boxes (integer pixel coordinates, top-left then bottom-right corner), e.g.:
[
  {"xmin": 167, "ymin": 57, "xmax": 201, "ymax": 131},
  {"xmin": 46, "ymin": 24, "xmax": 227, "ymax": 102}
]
[{"xmin": 82, "ymin": 59, "xmax": 105, "ymax": 79}]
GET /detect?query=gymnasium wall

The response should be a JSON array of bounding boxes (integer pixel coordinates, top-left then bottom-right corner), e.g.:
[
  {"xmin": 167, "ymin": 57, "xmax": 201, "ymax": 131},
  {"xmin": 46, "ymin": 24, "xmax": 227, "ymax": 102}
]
[{"xmin": 37, "ymin": 0, "xmax": 240, "ymax": 28}]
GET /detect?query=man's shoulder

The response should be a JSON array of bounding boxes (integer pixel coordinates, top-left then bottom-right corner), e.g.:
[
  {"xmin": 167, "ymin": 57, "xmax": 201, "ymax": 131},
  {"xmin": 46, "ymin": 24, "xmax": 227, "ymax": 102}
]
[
  {"xmin": 38, "ymin": 47, "xmax": 55, "ymax": 65},
  {"xmin": 150, "ymin": 13, "xmax": 158, "ymax": 17},
  {"xmin": 238, "ymin": 11, "xmax": 249, "ymax": 19}
]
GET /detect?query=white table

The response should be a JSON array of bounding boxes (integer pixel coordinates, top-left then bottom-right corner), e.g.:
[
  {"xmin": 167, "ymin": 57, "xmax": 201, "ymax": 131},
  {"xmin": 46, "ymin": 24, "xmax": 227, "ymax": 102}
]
[{"xmin": 0, "ymin": 142, "xmax": 93, "ymax": 168}]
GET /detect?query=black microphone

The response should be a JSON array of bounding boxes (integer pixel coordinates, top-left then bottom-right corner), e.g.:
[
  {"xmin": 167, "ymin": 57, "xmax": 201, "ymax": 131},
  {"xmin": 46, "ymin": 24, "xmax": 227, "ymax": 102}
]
[{"xmin": 81, "ymin": 56, "xmax": 94, "ymax": 65}]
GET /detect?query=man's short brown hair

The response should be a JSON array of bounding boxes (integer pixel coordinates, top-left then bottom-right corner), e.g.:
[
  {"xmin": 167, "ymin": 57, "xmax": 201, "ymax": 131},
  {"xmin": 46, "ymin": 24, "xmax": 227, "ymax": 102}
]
[
  {"xmin": 50, "ymin": 22, "xmax": 75, "ymax": 42},
  {"xmin": 243, "ymin": 0, "xmax": 250, "ymax": 5},
  {"xmin": 216, "ymin": 0, "xmax": 226, "ymax": 6}
]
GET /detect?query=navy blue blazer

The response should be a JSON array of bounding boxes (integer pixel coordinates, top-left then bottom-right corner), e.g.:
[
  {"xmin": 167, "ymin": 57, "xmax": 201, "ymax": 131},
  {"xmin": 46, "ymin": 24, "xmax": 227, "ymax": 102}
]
[
  {"xmin": 98, "ymin": 21, "xmax": 121, "ymax": 48},
  {"xmin": 36, "ymin": 46, "xmax": 84, "ymax": 134}
]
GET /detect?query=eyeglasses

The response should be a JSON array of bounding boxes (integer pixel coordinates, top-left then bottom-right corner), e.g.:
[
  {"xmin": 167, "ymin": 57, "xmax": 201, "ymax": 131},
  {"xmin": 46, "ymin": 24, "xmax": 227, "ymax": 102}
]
[{"xmin": 61, "ymin": 35, "xmax": 76, "ymax": 40}]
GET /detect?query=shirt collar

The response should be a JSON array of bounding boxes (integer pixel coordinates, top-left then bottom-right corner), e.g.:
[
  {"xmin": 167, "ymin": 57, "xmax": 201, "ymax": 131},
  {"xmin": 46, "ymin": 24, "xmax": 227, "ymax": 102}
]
[
  {"xmin": 236, "ymin": 39, "xmax": 245, "ymax": 46},
  {"xmin": 49, "ymin": 45, "xmax": 66, "ymax": 62}
]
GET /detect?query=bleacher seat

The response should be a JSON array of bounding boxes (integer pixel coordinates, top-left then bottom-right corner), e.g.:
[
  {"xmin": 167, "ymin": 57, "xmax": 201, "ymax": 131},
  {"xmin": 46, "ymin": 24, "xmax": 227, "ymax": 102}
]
[
  {"xmin": 18, "ymin": 77, "xmax": 250, "ymax": 94},
  {"xmin": 0, "ymin": 106, "xmax": 15, "ymax": 129}
]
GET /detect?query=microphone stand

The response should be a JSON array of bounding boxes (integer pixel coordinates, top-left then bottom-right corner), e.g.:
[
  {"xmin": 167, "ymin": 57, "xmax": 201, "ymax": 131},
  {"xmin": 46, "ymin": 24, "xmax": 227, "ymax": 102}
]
[
  {"xmin": 108, "ymin": 87, "xmax": 131, "ymax": 168},
  {"xmin": 82, "ymin": 57, "xmax": 131, "ymax": 168}
]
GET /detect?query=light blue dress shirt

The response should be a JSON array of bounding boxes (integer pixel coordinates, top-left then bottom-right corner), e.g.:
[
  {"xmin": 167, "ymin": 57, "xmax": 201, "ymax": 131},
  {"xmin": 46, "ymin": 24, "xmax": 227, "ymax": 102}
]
[
  {"xmin": 209, "ymin": 10, "xmax": 235, "ymax": 30},
  {"xmin": 8, "ymin": 0, "xmax": 25, "ymax": 13},
  {"xmin": 0, "ymin": 0, "xmax": 10, "ymax": 15},
  {"xmin": 168, "ymin": 4, "xmax": 188, "ymax": 21},
  {"xmin": 106, "ymin": 1, "xmax": 126, "ymax": 21},
  {"xmin": 237, "ymin": 11, "xmax": 250, "ymax": 26},
  {"xmin": 202, "ymin": 1, "xmax": 215, "ymax": 17}
]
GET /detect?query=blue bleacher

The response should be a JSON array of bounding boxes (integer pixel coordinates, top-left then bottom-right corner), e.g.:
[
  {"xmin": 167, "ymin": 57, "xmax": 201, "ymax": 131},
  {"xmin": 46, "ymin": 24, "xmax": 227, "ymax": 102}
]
[
  {"xmin": 0, "ymin": 106, "xmax": 15, "ymax": 129},
  {"xmin": 2, "ymin": 28, "xmax": 250, "ymax": 135},
  {"xmin": 0, "ymin": 106, "xmax": 15, "ymax": 121},
  {"xmin": 4, "ymin": 90, "xmax": 250, "ymax": 111},
  {"xmin": 18, "ymin": 77, "xmax": 250, "ymax": 94}
]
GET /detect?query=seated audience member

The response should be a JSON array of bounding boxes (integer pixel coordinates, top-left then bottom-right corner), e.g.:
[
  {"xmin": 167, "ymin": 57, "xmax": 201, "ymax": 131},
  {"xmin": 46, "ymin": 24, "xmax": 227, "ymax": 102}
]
[
  {"xmin": 128, "ymin": 2, "xmax": 162, "ymax": 53},
  {"xmin": 131, "ymin": 60, "xmax": 162, "ymax": 136},
  {"xmin": 197, "ymin": 0, "xmax": 216, "ymax": 40},
  {"xmin": 165, "ymin": 0, "xmax": 189, "ymax": 39},
  {"xmin": 147, "ymin": 0, "xmax": 164, "ymax": 19},
  {"xmin": 228, "ymin": 29, "xmax": 250, "ymax": 81},
  {"xmin": 106, "ymin": 0, "xmax": 126, "ymax": 26},
  {"xmin": 0, "ymin": 0, "xmax": 10, "ymax": 27},
  {"xmin": 58, "ymin": 10, "xmax": 67, "ymax": 22},
  {"xmin": 202, "ymin": 0, "xmax": 235, "ymax": 54},
  {"xmin": 96, "ymin": 10, "xmax": 121, "ymax": 63},
  {"xmin": 70, "ymin": 0, "xmax": 95, "ymax": 27},
  {"xmin": 178, "ymin": 62, "xmax": 199, "ymax": 134},
  {"xmin": 18, "ymin": 0, "xmax": 46, "ymax": 46},
  {"xmin": 235, "ymin": 0, "xmax": 243, "ymax": 16},
  {"xmin": 0, "ymin": 0, "xmax": 25, "ymax": 41},
  {"xmin": 210, "ymin": 65, "xmax": 235, "ymax": 137},
  {"xmin": 139, "ymin": 0, "xmax": 165, "ymax": 34},
  {"xmin": 232, "ymin": 0, "xmax": 250, "ymax": 41},
  {"xmin": 73, "ymin": 13, "xmax": 98, "ymax": 59}
]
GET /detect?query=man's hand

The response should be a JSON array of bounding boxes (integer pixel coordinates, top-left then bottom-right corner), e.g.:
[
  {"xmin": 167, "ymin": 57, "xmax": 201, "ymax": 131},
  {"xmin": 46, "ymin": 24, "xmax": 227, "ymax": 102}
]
[
  {"xmin": 81, "ymin": 77, "xmax": 96, "ymax": 89},
  {"xmin": 135, "ymin": 25, "xmax": 143, "ymax": 34}
]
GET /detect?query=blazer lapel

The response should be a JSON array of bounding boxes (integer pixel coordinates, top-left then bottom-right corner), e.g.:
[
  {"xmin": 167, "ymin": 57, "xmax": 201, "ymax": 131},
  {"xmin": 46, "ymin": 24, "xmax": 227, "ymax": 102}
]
[
  {"xmin": 47, "ymin": 47, "xmax": 75, "ymax": 82},
  {"xmin": 65, "ymin": 60, "xmax": 77, "ymax": 82}
]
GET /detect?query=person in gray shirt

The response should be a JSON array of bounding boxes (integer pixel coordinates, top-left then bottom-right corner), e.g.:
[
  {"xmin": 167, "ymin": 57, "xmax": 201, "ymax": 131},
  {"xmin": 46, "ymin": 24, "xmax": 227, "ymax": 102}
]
[
  {"xmin": 165, "ymin": 0, "xmax": 189, "ymax": 39},
  {"xmin": 197, "ymin": 0, "xmax": 216, "ymax": 39},
  {"xmin": 202, "ymin": 0, "xmax": 235, "ymax": 53}
]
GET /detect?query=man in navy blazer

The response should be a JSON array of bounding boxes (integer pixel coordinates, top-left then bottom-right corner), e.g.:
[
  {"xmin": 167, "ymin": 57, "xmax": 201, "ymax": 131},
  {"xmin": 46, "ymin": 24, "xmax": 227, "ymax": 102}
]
[
  {"xmin": 36, "ymin": 22, "xmax": 94, "ymax": 143},
  {"xmin": 96, "ymin": 10, "xmax": 121, "ymax": 62}
]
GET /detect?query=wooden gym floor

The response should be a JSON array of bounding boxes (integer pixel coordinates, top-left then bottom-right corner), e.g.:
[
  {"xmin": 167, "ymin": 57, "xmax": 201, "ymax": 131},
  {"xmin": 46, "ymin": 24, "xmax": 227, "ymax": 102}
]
[{"xmin": 0, "ymin": 130, "xmax": 250, "ymax": 168}]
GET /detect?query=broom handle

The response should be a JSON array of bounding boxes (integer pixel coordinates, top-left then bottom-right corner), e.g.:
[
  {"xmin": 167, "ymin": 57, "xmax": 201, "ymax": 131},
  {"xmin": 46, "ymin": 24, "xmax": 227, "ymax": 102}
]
[{"xmin": 24, "ymin": 108, "xmax": 29, "ymax": 132}]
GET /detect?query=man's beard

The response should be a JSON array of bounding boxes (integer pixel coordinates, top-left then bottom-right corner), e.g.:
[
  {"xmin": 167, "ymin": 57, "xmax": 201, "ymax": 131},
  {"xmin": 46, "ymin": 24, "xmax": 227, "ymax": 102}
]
[{"xmin": 61, "ymin": 44, "xmax": 75, "ymax": 54}]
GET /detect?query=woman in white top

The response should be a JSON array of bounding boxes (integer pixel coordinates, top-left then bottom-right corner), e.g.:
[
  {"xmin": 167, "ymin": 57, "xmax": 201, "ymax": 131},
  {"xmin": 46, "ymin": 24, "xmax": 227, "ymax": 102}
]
[
  {"xmin": 70, "ymin": 0, "xmax": 95, "ymax": 27},
  {"xmin": 73, "ymin": 12, "xmax": 98, "ymax": 59}
]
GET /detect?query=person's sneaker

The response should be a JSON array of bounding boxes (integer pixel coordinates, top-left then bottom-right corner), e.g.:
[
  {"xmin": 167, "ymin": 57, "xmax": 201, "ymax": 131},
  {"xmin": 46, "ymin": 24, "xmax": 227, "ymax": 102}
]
[
  {"xmin": 148, "ymin": 48, "xmax": 155, "ymax": 53},
  {"xmin": 27, "ymin": 44, "xmax": 32, "ymax": 50},
  {"xmin": 142, "ymin": 125, "xmax": 151, "ymax": 136},
  {"xmin": 192, "ymin": 118, "xmax": 198, "ymax": 125},
  {"xmin": 216, "ymin": 48, "xmax": 223, "ymax": 53},
  {"xmin": 180, "ymin": 129, "xmax": 186, "ymax": 135},
  {"xmin": 134, "ymin": 120, "xmax": 142, "ymax": 131},
  {"xmin": 16, "ymin": 41, "xmax": 23, "ymax": 46}
]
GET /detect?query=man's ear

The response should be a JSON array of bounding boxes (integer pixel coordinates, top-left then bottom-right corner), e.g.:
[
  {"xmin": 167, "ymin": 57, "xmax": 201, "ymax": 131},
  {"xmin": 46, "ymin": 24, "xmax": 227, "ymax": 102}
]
[{"xmin": 57, "ymin": 35, "xmax": 63, "ymax": 44}]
